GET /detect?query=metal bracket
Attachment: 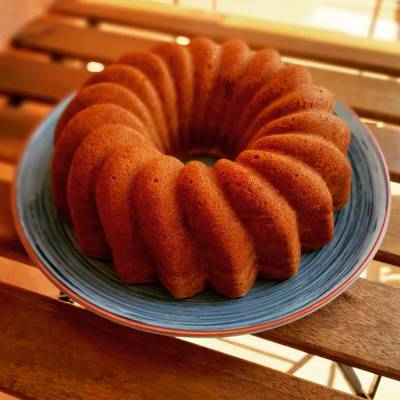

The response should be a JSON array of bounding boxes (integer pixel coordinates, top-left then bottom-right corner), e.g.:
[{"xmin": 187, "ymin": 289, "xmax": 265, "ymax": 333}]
[{"xmin": 58, "ymin": 291, "xmax": 74, "ymax": 304}]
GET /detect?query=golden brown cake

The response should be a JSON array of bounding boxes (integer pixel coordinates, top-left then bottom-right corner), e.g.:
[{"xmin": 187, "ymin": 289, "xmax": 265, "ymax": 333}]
[
  {"xmin": 204, "ymin": 39, "xmax": 251, "ymax": 146},
  {"xmin": 188, "ymin": 37, "xmax": 221, "ymax": 149},
  {"xmin": 52, "ymin": 36, "xmax": 352, "ymax": 299},
  {"xmin": 68, "ymin": 124, "xmax": 150, "ymax": 258},
  {"xmin": 52, "ymin": 104, "xmax": 145, "ymax": 222},
  {"xmin": 218, "ymin": 47, "xmax": 283, "ymax": 148},
  {"xmin": 230, "ymin": 65, "xmax": 313, "ymax": 153},
  {"xmin": 152, "ymin": 42, "xmax": 194, "ymax": 153},
  {"xmin": 54, "ymin": 83, "xmax": 157, "ymax": 147},
  {"xmin": 134, "ymin": 156, "xmax": 206, "ymax": 298},
  {"xmin": 118, "ymin": 52, "xmax": 179, "ymax": 152},
  {"xmin": 96, "ymin": 144, "xmax": 160, "ymax": 283}
]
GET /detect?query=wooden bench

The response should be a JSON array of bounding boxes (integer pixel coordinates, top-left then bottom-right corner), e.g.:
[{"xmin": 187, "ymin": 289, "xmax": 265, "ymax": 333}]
[{"xmin": 1, "ymin": 1, "xmax": 400, "ymax": 398}]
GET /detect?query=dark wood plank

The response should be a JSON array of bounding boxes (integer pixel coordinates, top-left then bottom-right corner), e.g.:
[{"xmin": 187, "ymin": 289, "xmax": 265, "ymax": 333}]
[
  {"xmin": 0, "ymin": 282, "xmax": 358, "ymax": 400},
  {"xmin": 13, "ymin": 17, "xmax": 165, "ymax": 64},
  {"xmin": 367, "ymin": 123, "xmax": 400, "ymax": 183},
  {"xmin": 376, "ymin": 193, "xmax": 400, "ymax": 266},
  {"xmin": 51, "ymin": 0, "xmax": 400, "ymax": 74},
  {"xmin": 0, "ymin": 105, "xmax": 49, "ymax": 163},
  {"xmin": 0, "ymin": 53, "xmax": 89, "ymax": 103},
  {"xmin": 257, "ymin": 278, "xmax": 400, "ymax": 380},
  {"xmin": 14, "ymin": 17, "xmax": 400, "ymax": 125}
]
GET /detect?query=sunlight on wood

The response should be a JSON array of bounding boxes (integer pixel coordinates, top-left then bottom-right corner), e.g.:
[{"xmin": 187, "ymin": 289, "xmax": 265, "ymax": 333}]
[
  {"xmin": 99, "ymin": 21, "xmax": 174, "ymax": 42},
  {"xmin": 0, "ymin": 257, "xmax": 58, "ymax": 298},
  {"xmin": 0, "ymin": 392, "xmax": 19, "ymax": 400},
  {"xmin": 310, "ymin": 5, "xmax": 373, "ymax": 37},
  {"xmin": 391, "ymin": 182, "xmax": 400, "ymax": 195},
  {"xmin": 0, "ymin": 162, "xmax": 15, "ymax": 182},
  {"xmin": 181, "ymin": 334, "xmax": 305, "ymax": 372}
]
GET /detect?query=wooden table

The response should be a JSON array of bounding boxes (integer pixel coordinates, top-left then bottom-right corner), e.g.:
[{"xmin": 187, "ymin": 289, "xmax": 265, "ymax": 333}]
[{"xmin": 1, "ymin": 1, "xmax": 400, "ymax": 399}]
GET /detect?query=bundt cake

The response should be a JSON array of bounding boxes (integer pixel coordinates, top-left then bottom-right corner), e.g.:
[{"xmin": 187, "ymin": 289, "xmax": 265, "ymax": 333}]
[{"xmin": 52, "ymin": 37, "xmax": 352, "ymax": 299}]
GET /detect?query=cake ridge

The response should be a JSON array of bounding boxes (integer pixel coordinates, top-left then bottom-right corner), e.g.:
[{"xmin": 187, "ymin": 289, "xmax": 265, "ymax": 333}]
[
  {"xmin": 219, "ymin": 48, "xmax": 284, "ymax": 150},
  {"xmin": 134, "ymin": 155, "xmax": 206, "ymax": 298},
  {"xmin": 228, "ymin": 64, "xmax": 313, "ymax": 153},
  {"xmin": 119, "ymin": 51, "xmax": 179, "ymax": 153},
  {"xmin": 84, "ymin": 63, "xmax": 169, "ymax": 151},
  {"xmin": 237, "ymin": 85, "xmax": 335, "ymax": 153},
  {"xmin": 96, "ymin": 143, "xmax": 160, "ymax": 283},
  {"xmin": 53, "ymin": 104, "xmax": 145, "ymax": 222},
  {"xmin": 250, "ymin": 133, "xmax": 352, "ymax": 210},
  {"xmin": 54, "ymin": 82, "xmax": 160, "ymax": 149},
  {"xmin": 177, "ymin": 160, "xmax": 257, "ymax": 298},
  {"xmin": 249, "ymin": 109, "xmax": 351, "ymax": 153},
  {"xmin": 152, "ymin": 42, "xmax": 194, "ymax": 154},
  {"xmin": 68, "ymin": 124, "xmax": 151, "ymax": 259},
  {"xmin": 237, "ymin": 149, "xmax": 334, "ymax": 251},
  {"xmin": 203, "ymin": 39, "xmax": 252, "ymax": 146},
  {"xmin": 214, "ymin": 159, "xmax": 301, "ymax": 280},
  {"xmin": 188, "ymin": 37, "xmax": 222, "ymax": 149}
]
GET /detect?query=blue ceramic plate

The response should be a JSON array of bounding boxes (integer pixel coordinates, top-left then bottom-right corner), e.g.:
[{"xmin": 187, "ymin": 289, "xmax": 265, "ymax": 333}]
[{"xmin": 12, "ymin": 97, "xmax": 390, "ymax": 337}]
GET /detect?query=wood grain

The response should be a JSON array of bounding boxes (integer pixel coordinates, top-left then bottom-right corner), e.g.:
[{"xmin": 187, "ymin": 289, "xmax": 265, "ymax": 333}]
[
  {"xmin": 0, "ymin": 0, "xmax": 52, "ymax": 49},
  {"xmin": 0, "ymin": 105, "xmax": 49, "ymax": 163},
  {"xmin": 13, "ymin": 17, "xmax": 400, "ymax": 125},
  {"xmin": 0, "ymin": 180, "xmax": 31, "ymax": 264},
  {"xmin": 257, "ymin": 278, "xmax": 400, "ymax": 380},
  {"xmin": 377, "ymin": 194, "xmax": 400, "ymax": 266},
  {"xmin": 51, "ymin": 0, "xmax": 400, "ymax": 74},
  {"xmin": 367, "ymin": 123, "xmax": 400, "ymax": 183},
  {"xmin": 0, "ymin": 53, "xmax": 89, "ymax": 103},
  {"xmin": 0, "ymin": 282, "xmax": 358, "ymax": 400},
  {"xmin": 13, "ymin": 17, "xmax": 167, "ymax": 64}
]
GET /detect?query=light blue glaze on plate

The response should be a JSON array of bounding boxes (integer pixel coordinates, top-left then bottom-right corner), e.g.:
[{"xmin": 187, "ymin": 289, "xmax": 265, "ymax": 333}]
[{"xmin": 13, "ymin": 97, "xmax": 390, "ymax": 336}]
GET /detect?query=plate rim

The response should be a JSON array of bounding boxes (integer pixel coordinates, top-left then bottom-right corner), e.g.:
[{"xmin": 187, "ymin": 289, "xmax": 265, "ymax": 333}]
[{"xmin": 11, "ymin": 99, "xmax": 392, "ymax": 337}]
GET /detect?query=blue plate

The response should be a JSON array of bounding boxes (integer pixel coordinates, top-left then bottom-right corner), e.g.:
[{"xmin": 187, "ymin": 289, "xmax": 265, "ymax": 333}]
[{"xmin": 12, "ymin": 97, "xmax": 391, "ymax": 337}]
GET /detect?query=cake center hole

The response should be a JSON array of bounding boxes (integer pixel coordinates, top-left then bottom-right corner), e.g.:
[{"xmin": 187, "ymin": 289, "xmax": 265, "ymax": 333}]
[{"xmin": 181, "ymin": 154, "xmax": 219, "ymax": 166}]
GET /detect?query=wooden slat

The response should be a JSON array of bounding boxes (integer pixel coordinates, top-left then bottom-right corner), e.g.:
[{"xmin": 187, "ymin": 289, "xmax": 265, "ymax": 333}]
[
  {"xmin": 13, "ymin": 17, "xmax": 400, "ymax": 125},
  {"xmin": 0, "ymin": 105, "xmax": 49, "ymax": 163},
  {"xmin": 0, "ymin": 282, "xmax": 358, "ymax": 400},
  {"xmin": 257, "ymin": 278, "xmax": 400, "ymax": 380},
  {"xmin": 376, "ymin": 193, "xmax": 400, "ymax": 266},
  {"xmin": 0, "ymin": 53, "xmax": 89, "ymax": 103},
  {"xmin": 51, "ymin": 0, "xmax": 400, "ymax": 74},
  {"xmin": 13, "ymin": 17, "xmax": 167, "ymax": 64},
  {"xmin": 367, "ymin": 123, "xmax": 400, "ymax": 183}
]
